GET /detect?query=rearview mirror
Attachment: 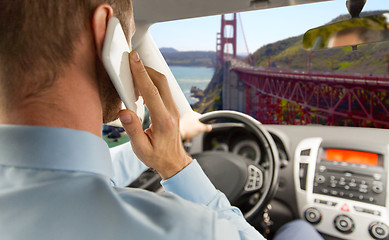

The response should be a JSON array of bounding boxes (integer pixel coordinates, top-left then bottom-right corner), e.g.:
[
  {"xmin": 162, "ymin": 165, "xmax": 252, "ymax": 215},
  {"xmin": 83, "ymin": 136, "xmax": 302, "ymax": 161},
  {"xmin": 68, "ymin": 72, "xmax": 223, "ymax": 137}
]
[{"xmin": 303, "ymin": 13, "xmax": 389, "ymax": 50}]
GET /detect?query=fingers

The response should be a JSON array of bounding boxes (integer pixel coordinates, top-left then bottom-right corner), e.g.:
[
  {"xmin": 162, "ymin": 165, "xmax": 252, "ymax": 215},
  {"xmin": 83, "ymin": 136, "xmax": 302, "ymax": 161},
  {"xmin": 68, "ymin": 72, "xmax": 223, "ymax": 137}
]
[
  {"xmin": 145, "ymin": 67, "xmax": 179, "ymax": 117},
  {"xmin": 179, "ymin": 113, "xmax": 213, "ymax": 140},
  {"xmin": 187, "ymin": 122, "xmax": 212, "ymax": 140},
  {"xmin": 119, "ymin": 109, "xmax": 151, "ymax": 157},
  {"xmin": 129, "ymin": 51, "xmax": 168, "ymax": 124},
  {"xmin": 202, "ymin": 123, "xmax": 213, "ymax": 133},
  {"xmin": 125, "ymin": 51, "xmax": 192, "ymax": 179}
]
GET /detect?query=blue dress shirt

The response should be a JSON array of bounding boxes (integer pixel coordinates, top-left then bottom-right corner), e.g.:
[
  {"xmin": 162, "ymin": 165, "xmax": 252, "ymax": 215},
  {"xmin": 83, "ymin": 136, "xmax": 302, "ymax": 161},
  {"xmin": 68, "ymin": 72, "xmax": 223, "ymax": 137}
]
[
  {"xmin": 0, "ymin": 125, "xmax": 265, "ymax": 240},
  {"xmin": 110, "ymin": 142, "xmax": 149, "ymax": 187}
]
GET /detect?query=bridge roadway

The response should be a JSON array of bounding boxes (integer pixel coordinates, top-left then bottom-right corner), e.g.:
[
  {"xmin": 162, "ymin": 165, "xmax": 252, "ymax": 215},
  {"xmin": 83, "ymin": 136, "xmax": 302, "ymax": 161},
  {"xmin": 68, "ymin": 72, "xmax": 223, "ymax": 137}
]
[{"xmin": 228, "ymin": 61, "xmax": 389, "ymax": 128}]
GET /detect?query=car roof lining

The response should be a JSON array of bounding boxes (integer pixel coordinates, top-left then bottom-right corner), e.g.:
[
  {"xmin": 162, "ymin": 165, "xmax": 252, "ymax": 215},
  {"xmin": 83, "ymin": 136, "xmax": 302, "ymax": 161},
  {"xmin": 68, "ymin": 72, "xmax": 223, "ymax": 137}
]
[{"xmin": 133, "ymin": 0, "xmax": 332, "ymax": 24}]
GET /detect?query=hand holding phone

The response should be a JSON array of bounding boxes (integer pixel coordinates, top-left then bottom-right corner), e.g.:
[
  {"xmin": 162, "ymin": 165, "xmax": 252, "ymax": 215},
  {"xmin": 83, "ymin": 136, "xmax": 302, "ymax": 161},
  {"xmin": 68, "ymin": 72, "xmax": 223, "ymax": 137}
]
[{"xmin": 102, "ymin": 17, "xmax": 144, "ymax": 121}]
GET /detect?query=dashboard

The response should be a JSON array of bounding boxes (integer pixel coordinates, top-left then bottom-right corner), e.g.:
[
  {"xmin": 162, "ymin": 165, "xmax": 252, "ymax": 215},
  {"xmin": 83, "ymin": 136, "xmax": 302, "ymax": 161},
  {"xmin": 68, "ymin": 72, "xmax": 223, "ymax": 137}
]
[
  {"xmin": 190, "ymin": 123, "xmax": 288, "ymax": 167},
  {"xmin": 188, "ymin": 124, "xmax": 389, "ymax": 240}
]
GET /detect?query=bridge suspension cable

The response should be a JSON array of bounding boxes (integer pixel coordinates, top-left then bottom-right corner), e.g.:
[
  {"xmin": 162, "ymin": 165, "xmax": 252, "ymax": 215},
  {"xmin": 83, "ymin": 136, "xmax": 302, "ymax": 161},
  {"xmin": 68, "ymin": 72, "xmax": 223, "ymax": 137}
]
[{"xmin": 238, "ymin": 13, "xmax": 253, "ymax": 65}]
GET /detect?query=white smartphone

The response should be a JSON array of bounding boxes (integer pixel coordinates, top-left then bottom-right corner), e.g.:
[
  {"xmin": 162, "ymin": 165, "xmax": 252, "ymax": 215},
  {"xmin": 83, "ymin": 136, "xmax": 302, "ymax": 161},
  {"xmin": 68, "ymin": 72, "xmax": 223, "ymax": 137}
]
[
  {"xmin": 132, "ymin": 31, "xmax": 194, "ymax": 118},
  {"xmin": 102, "ymin": 17, "xmax": 144, "ymax": 121}
]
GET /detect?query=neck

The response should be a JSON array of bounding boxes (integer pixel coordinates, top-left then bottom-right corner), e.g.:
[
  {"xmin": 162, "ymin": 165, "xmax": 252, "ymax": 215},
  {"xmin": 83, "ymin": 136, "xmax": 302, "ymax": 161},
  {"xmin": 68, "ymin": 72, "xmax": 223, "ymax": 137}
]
[{"xmin": 0, "ymin": 69, "xmax": 104, "ymax": 137}]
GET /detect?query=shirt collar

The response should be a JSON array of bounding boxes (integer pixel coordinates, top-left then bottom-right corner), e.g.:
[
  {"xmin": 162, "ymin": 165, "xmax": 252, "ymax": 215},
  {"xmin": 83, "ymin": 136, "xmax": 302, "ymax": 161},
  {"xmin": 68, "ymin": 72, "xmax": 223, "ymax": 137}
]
[{"xmin": 0, "ymin": 125, "xmax": 113, "ymax": 180}]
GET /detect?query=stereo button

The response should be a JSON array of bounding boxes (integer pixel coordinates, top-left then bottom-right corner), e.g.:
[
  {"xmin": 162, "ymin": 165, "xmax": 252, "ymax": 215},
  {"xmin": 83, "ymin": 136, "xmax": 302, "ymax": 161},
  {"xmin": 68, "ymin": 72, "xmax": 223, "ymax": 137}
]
[
  {"xmin": 316, "ymin": 175, "xmax": 325, "ymax": 184},
  {"xmin": 354, "ymin": 207, "xmax": 381, "ymax": 216},
  {"xmin": 372, "ymin": 182, "xmax": 384, "ymax": 194},
  {"xmin": 373, "ymin": 174, "xmax": 382, "ymax": 181},
  {"xmin": 359, "ymin": 188, "xmax": 368, "ymax": 194},
  {"xmin": 354, "ymin": 206, "xmax": 363, "ymax": 212},
  {"xmin": 340, "ymin": 203, "xmax": 350, "ymax": 212}
]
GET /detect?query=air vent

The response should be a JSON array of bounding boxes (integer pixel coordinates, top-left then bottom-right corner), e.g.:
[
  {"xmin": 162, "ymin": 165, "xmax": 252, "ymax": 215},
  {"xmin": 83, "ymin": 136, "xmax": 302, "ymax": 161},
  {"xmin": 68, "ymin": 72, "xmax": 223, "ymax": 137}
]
[{"xmin": 300, "ymin": 149, "xmax": 311, "ymax": 156}]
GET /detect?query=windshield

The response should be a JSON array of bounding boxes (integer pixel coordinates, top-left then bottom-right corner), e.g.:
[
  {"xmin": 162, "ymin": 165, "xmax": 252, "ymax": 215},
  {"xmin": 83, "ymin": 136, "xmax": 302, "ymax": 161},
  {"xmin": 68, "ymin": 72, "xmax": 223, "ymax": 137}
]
[{"xmin": 150, "ymin": 0, "xmax": 389, "ymax": 129}]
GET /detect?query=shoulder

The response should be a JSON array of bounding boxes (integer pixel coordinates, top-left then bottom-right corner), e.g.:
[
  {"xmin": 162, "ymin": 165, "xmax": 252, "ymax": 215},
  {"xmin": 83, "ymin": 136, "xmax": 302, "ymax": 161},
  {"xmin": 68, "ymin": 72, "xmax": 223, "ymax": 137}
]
[
  {"xmin": 54, "ymin": 175, "xmax": 219, "ymax": 239},
  {"xmin": 114, "ymin": 187, "xmax": 217, "ymax": 238}
]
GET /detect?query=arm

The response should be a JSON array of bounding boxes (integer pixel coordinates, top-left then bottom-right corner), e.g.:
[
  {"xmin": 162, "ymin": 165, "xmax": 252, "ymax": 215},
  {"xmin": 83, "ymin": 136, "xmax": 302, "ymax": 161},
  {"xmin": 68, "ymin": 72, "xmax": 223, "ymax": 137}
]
[
  {"xmin": 110, "ymin": 142, "xmax": 148, "ymax": 187},
  {"xmin": 162, "ymin": 160, "xmax": 265, "ymax": 240},
  {"xmin": 118, "ymin": 51, "xmax": 265, "ymax": 239}
]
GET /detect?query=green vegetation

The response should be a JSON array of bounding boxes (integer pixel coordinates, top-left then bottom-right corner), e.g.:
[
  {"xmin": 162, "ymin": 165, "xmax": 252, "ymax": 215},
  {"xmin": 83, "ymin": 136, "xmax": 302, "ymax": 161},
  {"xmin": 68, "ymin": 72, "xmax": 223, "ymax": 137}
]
[
  {"xmin": 250, "ymin": 11, "xmax": 389, "ymax": 74},
  {"xmin": 193, "ymin": 66, "xmax": 224, "ymax": 113},
  {"xmin": 103, "ymin": 133, "xmax": 130, "ymax": 148},
  {"xmin": 160, "ymin": 48, "xmax": 216, "ymax": 68}
]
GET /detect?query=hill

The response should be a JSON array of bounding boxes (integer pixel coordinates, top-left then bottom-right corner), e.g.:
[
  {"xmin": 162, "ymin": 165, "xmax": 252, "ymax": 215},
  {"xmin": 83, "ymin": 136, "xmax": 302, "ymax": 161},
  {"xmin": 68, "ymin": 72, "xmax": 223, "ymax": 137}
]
[
  {"xmin": 160, "ymin": 47, "xmax": 179, "ymax": 53},
  {"xmin": 160, "ymin": 49, "xmax": 216, "ymax": 68},
  {"xmin": 250, "ymin": 11, "xmax": 389, "ymax": 74}
]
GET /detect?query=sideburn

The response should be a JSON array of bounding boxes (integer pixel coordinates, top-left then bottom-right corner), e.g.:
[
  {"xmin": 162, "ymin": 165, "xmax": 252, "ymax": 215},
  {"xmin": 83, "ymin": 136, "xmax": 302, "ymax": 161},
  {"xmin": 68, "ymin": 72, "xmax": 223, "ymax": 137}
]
[{"xmin": 95, "ymin": 59, "xmax": 122, "ymax": 123}]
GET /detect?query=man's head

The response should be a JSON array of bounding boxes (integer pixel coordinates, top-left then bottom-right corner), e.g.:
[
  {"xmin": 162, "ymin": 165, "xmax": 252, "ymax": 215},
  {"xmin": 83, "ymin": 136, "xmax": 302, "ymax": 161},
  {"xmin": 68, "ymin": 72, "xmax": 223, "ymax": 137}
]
[
  {"xmin": 328, "ymin": 27, "xmax": 383, "ymax": 49},
  {"xmin": 0, "ymin": 0, "xmax": 133, "ymax": 123}
]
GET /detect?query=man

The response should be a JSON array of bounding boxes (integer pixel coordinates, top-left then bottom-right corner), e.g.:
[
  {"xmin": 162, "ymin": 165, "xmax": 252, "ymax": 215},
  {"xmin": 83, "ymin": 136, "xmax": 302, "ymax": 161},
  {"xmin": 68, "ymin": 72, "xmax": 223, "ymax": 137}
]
[
  {"xmin": 0, "ymin": 1, "xmax": 263, "ymax": 239},
  {"xmin": 0, "ymin": 1, "xmax": 323, "ymax": 239}
]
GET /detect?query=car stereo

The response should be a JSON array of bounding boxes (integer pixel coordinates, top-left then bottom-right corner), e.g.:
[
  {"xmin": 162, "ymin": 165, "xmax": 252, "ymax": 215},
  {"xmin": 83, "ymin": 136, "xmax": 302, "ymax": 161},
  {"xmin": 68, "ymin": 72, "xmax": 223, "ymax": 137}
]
[
  {"xmin": 313, "ymin": 148, "xmax": 386, "ymax": 206},
  {"xmin": 294, "ymin": 137, "xmax": 389, "ymax": 240}
]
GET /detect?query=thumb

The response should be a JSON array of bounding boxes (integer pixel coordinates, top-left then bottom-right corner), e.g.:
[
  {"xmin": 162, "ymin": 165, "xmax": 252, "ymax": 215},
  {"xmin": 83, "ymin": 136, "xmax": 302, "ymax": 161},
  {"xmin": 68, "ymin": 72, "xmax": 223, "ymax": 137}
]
[{"xmin": 119, "ymin": 109, "xmax": 150, "ymax": 154}]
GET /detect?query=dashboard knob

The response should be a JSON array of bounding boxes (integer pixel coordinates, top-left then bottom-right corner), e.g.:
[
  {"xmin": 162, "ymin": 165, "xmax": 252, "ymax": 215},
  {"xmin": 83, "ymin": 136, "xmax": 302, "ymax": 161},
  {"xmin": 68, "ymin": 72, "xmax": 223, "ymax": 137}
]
[
  {"xmin": 334, "ymin": 215, "xmax": 354, "ymax": 234},
  {"xmin": 315, "ymin": 175, "xmax": 326, "ymax": 184},
  {"xmin": 369, "ymin": 222, "xmax": 389, "ymax": 240},
  {"xmin": 304, "ymin": 207, "xmax": 322, "ymax": 225},
  {"xmin": 372, "ymin": 182, "xmax": 384, "ymax": 194}
]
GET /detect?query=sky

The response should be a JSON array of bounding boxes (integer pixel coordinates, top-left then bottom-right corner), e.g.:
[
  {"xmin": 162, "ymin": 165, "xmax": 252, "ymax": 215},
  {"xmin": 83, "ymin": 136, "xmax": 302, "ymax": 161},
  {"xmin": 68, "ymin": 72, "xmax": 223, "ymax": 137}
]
[{"xmin": 149, "ymin": 0, "xmax": 389, "ymax": 54}]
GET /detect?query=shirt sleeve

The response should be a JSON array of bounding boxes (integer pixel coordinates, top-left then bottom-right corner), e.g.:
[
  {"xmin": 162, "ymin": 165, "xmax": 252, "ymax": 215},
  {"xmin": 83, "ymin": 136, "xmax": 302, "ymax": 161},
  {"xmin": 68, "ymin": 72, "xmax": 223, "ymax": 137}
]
[
  {"xmin": 109, "ymin": 142, "xmax": 149, "ymax": 187},
  {"xmin": 161, "ymin": 160, "xmax": 266, "ymax": 240}
]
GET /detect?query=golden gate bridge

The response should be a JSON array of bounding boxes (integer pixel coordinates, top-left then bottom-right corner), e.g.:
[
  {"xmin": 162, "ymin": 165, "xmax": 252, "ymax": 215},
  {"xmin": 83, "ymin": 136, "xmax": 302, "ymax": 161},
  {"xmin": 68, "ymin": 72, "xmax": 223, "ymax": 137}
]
[{"xmin": 216, "ymin": 13, "xmax": 389, "ymax": 128}]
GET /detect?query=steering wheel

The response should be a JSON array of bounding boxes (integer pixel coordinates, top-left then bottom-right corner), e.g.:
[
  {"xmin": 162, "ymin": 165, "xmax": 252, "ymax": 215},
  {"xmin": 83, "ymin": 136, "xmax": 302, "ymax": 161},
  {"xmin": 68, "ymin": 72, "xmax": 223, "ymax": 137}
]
[
  {"xmin": 131, "ymin": 110, "xmax": 279, "ymax": 220},
  {"xmin": 194, "ymin": 110, "xmax": 280, "ymax": 220}
]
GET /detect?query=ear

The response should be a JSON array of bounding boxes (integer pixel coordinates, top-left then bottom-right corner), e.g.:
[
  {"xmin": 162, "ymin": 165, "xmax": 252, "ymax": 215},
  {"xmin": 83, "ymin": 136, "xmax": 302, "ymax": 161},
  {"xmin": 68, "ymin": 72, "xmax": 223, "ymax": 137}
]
[{"xmin": 92, "ymin": 4, "xmax": 114, "ymax": 59}]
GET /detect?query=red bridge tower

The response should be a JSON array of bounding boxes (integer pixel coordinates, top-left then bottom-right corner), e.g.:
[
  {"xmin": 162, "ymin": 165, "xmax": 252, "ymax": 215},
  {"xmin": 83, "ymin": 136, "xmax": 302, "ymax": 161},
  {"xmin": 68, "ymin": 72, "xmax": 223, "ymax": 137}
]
[{"xmin": 216, "ymin": 13, "xmax": 237, "ymax": 67}]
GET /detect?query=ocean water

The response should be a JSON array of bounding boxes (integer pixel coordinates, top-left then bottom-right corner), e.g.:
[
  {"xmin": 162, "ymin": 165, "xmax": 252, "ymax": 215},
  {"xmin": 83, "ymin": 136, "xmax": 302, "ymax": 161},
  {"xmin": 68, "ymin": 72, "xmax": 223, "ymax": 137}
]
[{"xmin": 169, "ymin": 66, "xmax": 215, "ymax": 104}]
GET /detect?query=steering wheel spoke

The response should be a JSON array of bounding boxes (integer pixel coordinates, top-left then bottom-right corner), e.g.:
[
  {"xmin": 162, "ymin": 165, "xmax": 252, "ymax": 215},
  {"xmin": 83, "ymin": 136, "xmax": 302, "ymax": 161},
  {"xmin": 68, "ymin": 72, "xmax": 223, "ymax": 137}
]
[
  {"xmin": 244, "ymin": 165, "xmax": 264, "ymax": 194},
  {"xmin": 198, "ymin": 110, "xmax": 280, "ymax": 220}
]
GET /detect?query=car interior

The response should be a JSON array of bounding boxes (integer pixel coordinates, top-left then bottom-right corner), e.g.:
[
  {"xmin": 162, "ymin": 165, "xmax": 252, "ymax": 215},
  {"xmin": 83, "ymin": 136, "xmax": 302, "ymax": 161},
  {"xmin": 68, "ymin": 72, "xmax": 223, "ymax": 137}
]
[{"xmin": 107, "ymin": 0, "xmax": 389, "ymax": 239}]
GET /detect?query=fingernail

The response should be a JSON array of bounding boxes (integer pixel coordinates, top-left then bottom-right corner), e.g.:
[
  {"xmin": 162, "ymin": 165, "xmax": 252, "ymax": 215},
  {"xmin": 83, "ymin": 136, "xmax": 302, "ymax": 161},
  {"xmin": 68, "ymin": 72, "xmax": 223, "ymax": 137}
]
[
  {"xmin": 119, "ymin": 113, "xmax": 132, "ymax": 124},
  {"xmin": 131, "ymin": 51, "xmax": 140, "ymax": 62}
]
